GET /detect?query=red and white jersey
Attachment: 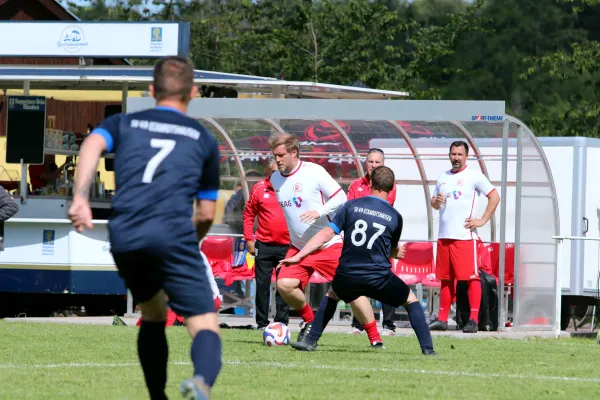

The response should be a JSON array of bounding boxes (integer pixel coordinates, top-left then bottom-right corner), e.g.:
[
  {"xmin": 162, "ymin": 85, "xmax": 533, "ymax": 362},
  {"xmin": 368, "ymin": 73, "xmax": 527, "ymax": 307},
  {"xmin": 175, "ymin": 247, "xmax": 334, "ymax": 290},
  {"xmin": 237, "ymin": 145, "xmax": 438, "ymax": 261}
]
[
  {"xmin": 432, "ymin": 166, "xmax": 496, "ymax": 240},
  {"xmin": 270, "ymin": 161, "xmax": 346, "ymax": 250}
]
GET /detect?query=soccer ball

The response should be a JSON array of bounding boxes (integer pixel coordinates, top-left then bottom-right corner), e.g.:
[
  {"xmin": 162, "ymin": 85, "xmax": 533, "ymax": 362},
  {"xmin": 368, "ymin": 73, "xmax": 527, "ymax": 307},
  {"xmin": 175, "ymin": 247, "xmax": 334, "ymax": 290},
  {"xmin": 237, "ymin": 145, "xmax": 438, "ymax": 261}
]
[{"xmin": 262, "ymin": 322, "xmax": 291, "ymax": 346}]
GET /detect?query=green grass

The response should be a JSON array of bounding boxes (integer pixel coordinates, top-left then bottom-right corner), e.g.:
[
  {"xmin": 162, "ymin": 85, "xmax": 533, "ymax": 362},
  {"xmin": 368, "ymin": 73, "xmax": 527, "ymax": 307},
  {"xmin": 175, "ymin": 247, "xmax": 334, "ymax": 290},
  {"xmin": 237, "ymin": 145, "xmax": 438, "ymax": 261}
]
[{"xmin": 0, "ymin": 321, "xmax": 599, "ymax": 399}]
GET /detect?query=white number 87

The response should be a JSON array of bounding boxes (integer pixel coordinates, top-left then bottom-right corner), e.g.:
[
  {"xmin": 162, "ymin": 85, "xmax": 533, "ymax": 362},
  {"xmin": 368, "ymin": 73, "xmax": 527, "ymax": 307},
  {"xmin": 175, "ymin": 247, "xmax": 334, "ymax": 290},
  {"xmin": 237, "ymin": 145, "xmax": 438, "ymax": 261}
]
[
  {"xmin": 142, "ymin": 138, "xmax": 176, "ymax": 183},
  {"xmin": 350, "ymin": 219, "xmax": 386, "ymax": 249}
]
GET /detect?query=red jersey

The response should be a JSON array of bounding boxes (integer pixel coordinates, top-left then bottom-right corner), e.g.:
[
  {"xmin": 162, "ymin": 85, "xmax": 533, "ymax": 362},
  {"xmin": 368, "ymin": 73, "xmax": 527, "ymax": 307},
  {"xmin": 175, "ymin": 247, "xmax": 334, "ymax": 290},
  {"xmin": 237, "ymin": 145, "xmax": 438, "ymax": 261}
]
[
  {"xmin": 243, "ymin": 178, "xmax": 290, "ymax": 245},
  {"xmin": 347, "ymin": 175, "xmax": 397, "ymax": 206}
]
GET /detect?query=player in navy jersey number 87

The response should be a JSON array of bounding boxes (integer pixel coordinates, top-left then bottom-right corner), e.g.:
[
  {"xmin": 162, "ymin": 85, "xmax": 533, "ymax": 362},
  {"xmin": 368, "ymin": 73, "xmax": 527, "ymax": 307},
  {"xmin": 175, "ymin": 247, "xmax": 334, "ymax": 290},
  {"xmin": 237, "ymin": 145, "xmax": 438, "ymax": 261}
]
[
  {"xmin": 68, "ymin": 56, "xmax": 221, "ymax": 400},
  {"xmin": 279, "ymin": 166, "xmax": 437, "ymax": 355}
]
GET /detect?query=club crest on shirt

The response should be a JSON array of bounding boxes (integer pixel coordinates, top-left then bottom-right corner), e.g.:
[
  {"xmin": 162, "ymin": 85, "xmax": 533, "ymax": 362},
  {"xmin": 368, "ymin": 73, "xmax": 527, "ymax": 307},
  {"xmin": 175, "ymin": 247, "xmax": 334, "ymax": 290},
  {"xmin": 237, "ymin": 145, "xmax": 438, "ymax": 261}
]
[
  {"xmin": 456, "ymin": 179, "xmax": 464, "ymax": 186},
  {"xmin": 293, "ymin": 183, "xmax": 303, "ymax": 193}
]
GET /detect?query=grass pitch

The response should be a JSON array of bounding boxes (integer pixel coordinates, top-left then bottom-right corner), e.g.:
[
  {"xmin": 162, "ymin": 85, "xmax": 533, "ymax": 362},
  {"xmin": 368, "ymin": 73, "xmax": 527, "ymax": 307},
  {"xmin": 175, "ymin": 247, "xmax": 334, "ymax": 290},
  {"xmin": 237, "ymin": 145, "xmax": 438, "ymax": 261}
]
[{"xmin": 0, "ymin": 321, "xmax": 599, "ymax": 399}]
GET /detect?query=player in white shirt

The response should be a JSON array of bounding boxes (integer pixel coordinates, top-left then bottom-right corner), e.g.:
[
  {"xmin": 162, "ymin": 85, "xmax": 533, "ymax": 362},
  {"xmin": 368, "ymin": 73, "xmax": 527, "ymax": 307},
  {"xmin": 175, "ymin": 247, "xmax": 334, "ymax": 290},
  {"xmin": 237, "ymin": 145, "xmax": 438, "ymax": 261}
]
[
  {"xmin": 269, "ymin": 133, "xmax": 376, "ymax": 343},
  {"xmin": 429, "ymin": 140, "xmax": 500, "ymax": 333}
]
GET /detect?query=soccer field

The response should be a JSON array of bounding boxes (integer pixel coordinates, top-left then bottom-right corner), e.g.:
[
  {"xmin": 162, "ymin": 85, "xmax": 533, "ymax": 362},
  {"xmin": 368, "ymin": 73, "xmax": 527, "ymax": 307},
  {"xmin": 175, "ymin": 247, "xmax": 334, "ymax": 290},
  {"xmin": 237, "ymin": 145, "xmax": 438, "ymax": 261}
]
[{"xmin": 0, "ymin": 322, "xmax": 598, "ymax": 400}]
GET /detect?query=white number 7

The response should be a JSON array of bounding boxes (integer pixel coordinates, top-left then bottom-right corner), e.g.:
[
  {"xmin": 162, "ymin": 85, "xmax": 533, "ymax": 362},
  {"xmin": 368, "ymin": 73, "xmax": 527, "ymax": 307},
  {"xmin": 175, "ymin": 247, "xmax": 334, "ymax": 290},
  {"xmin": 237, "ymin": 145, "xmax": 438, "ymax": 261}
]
[{"xmin": 142, "ymin": 139, "xmax": 176, "ymax": 183}]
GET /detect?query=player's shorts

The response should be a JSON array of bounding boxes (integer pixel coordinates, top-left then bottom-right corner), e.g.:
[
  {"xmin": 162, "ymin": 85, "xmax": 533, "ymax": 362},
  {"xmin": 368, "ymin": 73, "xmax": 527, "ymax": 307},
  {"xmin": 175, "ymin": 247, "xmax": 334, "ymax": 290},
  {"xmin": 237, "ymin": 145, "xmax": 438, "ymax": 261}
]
[
  {"xmin": 435, "ymin": 238, "xmax": 478, "ymax": 281},
  {"xmin": 331, "ymin": 272, "xmax": 410, "ymax": 308},
  {"xmin": 277, "ymin": 243, "xmax": 342, "ymax": 290},
  {"xmin": 111, "ymin": 240, "xmax": 215, "ymax": 318}
]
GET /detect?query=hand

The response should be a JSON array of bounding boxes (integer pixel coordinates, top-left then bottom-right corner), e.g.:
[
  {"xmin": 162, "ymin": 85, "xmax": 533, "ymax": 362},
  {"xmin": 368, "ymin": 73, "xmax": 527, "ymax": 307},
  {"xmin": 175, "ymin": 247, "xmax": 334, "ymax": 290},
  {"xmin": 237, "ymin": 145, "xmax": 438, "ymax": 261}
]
[
  {"xmin": 277, "ymin": 255, "xmax": 302, "ymax": 269},
  {"xmin": 68, "ymin": 197, "xmax": 93, "ymax": 233},
  {"xmin": 464, "ymin": 218, "xmax": 485, "ymax": 231},
  {"xmin": 398, "ymin": 244, "xmax": 406, "ymax": 259},
  {"xmin": 247, "ymin": 240, "xmax": 256, "ymax": 256},
  {"xmin": 432, "ymin": 193, "xmax": 446, "ymax": 207},
  {"xmin": 300, "ymin": 210, "xmax": 320, "ymax": 224}
]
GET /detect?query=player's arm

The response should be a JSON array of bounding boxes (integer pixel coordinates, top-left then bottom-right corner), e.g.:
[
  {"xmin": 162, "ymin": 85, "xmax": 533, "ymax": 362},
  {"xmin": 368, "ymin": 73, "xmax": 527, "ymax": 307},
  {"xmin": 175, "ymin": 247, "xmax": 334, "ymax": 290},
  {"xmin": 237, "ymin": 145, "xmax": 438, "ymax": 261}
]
[
  {"xmin": 465, "ymin": 175, "xmax": 500, "ymax": 230},
  {"xmin": 69, "ymin": 116, "xmax": 118, "ymax": 232},
  {"xmin": 278, "ymin": 226, "xmax": 337, "ymax": 267},
  {"xmin": 242, "ymin": 185, "xmax": 259, "ymax": 255},
  {"xmin": 194, "ymin": 137, "xmax": 220, "ymax": 242},
  {"xmin": 300, "ymin": 167, "xmax": 347, "ymax": 223}
]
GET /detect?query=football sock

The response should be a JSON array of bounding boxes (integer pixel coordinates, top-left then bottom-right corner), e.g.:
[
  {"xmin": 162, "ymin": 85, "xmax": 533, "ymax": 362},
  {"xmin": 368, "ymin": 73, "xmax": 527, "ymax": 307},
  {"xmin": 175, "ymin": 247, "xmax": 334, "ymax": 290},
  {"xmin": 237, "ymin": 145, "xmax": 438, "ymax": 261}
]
[
  {"xmin": 307, "ymin": 296, "xmax": 339, "ymax": 342},
  {"xmin": 138, "ymin": 320, "xmax": 168, "ymax": 400},
  {"xmin": 438, "ymin": 280, "xmax": 455, "ymax": 322},
  {"xmin": 191, "ymin": 330, "xmax": 222, "ymax": 387},
  {"xmin": 363, "ymin": 320, "xmax": 381, "ymax": 344},
  {"xmin": 406, "ymin": 302, "xmax": 434, "ymax": 351},
  {"xmin": 298, "ymin": 303, "xmax": 315, "ymax": 323},
  {"xmin": 468, "ymin": 279, "xmax": 482, "ymax": 323}
]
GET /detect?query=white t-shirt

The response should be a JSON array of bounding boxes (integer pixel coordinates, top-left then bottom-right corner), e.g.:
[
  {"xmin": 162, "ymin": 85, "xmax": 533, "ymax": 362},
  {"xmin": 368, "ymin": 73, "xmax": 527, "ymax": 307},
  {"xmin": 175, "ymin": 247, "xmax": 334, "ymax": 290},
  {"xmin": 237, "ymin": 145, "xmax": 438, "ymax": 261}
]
[
  {"xmin": 432, "ymin": 166, "xmax": 496, "ymax": 240},
  {"xmin": 270, "ymin": 161, "xmax": 345, "ymax": 250}
]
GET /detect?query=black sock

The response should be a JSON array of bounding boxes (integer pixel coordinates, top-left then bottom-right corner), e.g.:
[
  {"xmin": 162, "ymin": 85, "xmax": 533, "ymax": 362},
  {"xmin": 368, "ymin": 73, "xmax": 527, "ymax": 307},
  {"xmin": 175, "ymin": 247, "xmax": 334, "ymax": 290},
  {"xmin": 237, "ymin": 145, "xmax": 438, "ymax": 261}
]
[
  {"xmin": 405, "ymin": 302, "xmax": 434, "ymax": 352},
  {"xmin": 138, "ymin": 320, "xmax": 168, "ymax": 400},
  {"xmin": 191, "ymin": 330, "xmax": 222, "ymax": 387},
  {"xmin": 307, "ymin": 296, "xmax": 339, "ymax": 342}
]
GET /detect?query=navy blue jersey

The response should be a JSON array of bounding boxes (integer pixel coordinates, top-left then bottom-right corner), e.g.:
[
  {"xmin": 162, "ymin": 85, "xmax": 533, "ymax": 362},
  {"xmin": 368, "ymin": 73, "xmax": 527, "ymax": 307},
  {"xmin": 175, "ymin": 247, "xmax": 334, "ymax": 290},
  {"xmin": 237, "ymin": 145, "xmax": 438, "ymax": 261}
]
[
  {"xmin": 330, "ymin": 196, "xmax": 403, "ymax": 280},
  {"xmin": 91, "ymin": 106, "xmax": 220, "ymax": 252}
]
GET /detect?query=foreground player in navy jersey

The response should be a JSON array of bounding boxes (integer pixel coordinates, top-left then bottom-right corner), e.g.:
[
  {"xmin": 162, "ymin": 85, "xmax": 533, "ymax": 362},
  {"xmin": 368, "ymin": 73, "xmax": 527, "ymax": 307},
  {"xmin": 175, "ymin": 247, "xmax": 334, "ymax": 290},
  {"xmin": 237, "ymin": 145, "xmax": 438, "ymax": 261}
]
[
  {"xmin": 69, "ymin": 56, "xmax": 221, "ymax": 400},
  {"xmin": 279, "ymin": 166, "xmax": 436, "ymax": 355}
]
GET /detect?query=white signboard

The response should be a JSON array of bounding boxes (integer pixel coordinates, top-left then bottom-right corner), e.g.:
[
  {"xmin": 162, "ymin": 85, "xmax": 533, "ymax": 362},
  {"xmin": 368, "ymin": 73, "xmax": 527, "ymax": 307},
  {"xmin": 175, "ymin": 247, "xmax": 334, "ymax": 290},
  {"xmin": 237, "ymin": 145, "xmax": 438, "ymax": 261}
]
[{"xmin": 0, "ymin": 22, "xmax": 189, "ymax": 58}]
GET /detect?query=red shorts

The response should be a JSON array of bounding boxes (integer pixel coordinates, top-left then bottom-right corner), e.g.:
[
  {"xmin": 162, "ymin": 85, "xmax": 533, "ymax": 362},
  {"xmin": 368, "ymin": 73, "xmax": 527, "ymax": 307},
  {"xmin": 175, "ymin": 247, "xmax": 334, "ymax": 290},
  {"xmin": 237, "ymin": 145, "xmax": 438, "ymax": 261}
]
[
  {"xmin": 436, "ymin": 239, "xmax": 478, "ymax": 281},
  {"xmin": 278, "ymin": 243, "xmax": 342, "ymax": 289}
]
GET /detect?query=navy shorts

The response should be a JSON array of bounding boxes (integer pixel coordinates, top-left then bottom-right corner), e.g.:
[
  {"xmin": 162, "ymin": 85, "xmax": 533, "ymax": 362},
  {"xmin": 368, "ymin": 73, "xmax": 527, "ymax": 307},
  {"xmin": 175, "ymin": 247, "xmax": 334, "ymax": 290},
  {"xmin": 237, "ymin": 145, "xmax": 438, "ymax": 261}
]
[
  {"xmin": 111, "ymin": 241, "xmax": 215, "ymax": 318},
  {"xmin": 331, "ymin": 272, "xmax": 411, "ymax": 308}
]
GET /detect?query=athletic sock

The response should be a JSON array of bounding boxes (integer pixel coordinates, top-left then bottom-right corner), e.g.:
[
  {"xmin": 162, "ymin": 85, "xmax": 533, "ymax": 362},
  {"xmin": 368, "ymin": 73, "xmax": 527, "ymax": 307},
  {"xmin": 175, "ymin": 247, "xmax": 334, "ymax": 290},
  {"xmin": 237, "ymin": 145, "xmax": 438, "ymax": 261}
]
[
  {"xmin": 298, "ymin": 303, "xmax": 315, "ymax": 323},
  {"xmin": 406, "ymin": 302, "xmax": 434, "ymax": 351},
  {"xmin": 363, "ymin": 320, "xmax": 382, "ymax": 344},
  {"xmin": 191, "ymin": 330, "xmax": 222, "ymax": 388},
  {"xmin": 138, "ymin": 320, "xmax": 168, "ymax": 400},
  {"xmin": 438, "ymin": 280, "xmax": 455, "ymax": 322},
  {"xmin": 307, "ymin": 296, "xmax": 339, "ymax": 342},
  {"xmin": 468, "ymin": 279, "xmax": 482, "ymax": 323}
]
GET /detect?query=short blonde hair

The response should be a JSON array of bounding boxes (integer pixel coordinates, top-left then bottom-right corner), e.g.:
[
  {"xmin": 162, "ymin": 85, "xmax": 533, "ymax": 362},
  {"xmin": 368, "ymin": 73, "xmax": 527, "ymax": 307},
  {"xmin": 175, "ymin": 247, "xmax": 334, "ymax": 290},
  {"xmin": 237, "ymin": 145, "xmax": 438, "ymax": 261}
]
[{"xmin": 268, "ymin": 133, "xmax": 300, "ymax": 155}]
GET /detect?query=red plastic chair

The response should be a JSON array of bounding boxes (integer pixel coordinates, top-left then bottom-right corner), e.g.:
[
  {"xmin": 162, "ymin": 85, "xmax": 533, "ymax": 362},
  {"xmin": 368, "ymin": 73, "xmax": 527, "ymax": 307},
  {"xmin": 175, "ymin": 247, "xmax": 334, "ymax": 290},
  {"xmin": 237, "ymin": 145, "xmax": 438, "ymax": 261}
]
[
  {"xmin": 200, "ymin": 236, "xmax": 233, "ymax": 280},
  {"xmin": 489, "ymin": 242, "xmax": 515, "ymax": 285},
  {"xmin": 394, "ymin": 242, "xmax": 435, "ymax": 286}
]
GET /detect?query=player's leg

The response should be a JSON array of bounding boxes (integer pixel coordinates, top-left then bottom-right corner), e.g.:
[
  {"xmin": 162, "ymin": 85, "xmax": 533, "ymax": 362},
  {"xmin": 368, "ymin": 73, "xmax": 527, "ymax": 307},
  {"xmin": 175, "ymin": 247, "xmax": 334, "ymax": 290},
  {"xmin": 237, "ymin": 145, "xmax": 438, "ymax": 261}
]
[
  {"xmin": 348, "ymin": 315, "xmax": 365, "ymax": 334},
  {"xmin": 452, "ymin": 239, "xmax": 480, "ymax": 333},
  {"xmin": 430, "ymin": 239, "xmax": 454, "ymax": 331},
  {"xmin": 371, "ymin": 274, "xmax": 436, "ymax": 355},
  {"xmin": 348, "ymin": 296, "xmax": 384, "ymax": 348},
  {"xmin": 272, "ymin": 245, "xmax": 291, "ymax": 325},
  {"xmin": 291, "ymin": 288, "xmax": 340, "ymax": 351},
  {"xmin": 381, "ymin": 303, "xmax": 397, "ymax": 335},
  {"xmin": 112, "ymin": 250, "xmax": 169, "ymax": 400},
  {"xmin": 277, "ymin": 247, "xmax": 315, "ymax": 331},
  {"xmin": 161, "ymin": 243, "xmax": 222, "ymax": 400}
]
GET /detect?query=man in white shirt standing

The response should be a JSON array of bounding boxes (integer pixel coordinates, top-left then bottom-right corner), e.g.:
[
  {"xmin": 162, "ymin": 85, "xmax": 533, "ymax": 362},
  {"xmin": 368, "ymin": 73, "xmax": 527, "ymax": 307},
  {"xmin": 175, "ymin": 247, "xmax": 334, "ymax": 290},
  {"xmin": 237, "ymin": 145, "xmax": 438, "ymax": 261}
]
[
  {"xmin": 429, "ymin": 140, "xmax": 500, "ymax": 333},
  {"xmin": 269, "ymin": 133, "xmax": 381, "ymax": 345}
]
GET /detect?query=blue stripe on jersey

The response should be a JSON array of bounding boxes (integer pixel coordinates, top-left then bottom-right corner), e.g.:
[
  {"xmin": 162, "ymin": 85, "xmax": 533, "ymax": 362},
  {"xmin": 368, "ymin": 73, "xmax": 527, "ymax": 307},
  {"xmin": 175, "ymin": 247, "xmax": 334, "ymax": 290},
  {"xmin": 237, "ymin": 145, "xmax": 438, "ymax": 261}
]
[
  {"xmin": 197, "ymin": 189, "xmax": 219, "ymax": 201},
  {"xmin": 90, "ymin": 128, "xmax": 114, "ymax": 153},
  {"xmin": 329, "ymin": 222, "xmax": 341, "ymax": 234}
]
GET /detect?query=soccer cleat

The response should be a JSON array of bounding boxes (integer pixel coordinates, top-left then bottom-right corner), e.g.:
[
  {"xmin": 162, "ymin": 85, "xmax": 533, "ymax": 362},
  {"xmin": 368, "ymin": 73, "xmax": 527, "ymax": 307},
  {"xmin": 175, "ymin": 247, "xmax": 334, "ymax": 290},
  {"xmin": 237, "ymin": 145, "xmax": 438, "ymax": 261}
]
[
  {"xmin": 297, "ymin": 321, "xmax": 313, "ymax": 342},
  {"xmin": 462, "ymin": 319, "xmax": 478, "ymax": 333},
  {"xmin": 428, "ymin": 319, "xmax": 448, "ymax": 331},
  {"xmin": 382, "ymin": 327, "xmax": 396, "ymax": 336},
  {"xmin": 180, "ymin": 378, "xmax": 209, "ymax": 400},
  {"xmin": 347, "ymin": 327, "xmax": 365, "ymax": 335},
  {"xmin": 371, "ymin": 341, "xmax": 386, "ymax": 349},
  {"xmin": 422, "ymin": 348, "xmax": 438, "ymax": 356},
  {"xmin": 291, "ymin": 339, "xmax": 318, "ymax": 352}
]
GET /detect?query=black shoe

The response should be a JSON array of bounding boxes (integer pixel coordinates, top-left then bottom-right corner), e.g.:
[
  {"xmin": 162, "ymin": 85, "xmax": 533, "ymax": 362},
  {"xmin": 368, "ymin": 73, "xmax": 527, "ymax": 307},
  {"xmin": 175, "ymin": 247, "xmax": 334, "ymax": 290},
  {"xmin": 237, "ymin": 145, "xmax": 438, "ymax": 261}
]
[
  {"xmin": 462, "ymin": 319, "xmax": 478, "ymax": 333},
  {"xmin": 371, "ymin": 341, "xmax": 386, "ymax": 349},
  {"xmin": 291, "ymin": 340, "xmax": 318, "ymax": 351},
  {"xmin": 422, "ymin": 348, "xmax": 438, "ymax": 356},
  {"xmin": 429, "ymin": 319, "xmax": 448, "ymax": 331},
  {"xmin": 297, "ymin": 322, "xmax": 313, "ymax": 342}
]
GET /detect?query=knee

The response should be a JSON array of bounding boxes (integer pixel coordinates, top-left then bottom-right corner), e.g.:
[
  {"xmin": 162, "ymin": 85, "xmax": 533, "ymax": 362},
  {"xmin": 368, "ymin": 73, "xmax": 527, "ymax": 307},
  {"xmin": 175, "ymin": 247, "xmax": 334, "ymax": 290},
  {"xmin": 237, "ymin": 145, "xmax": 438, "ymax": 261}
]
[
  {"xmin": 404, "ymin": 290, "xmax": 419, "ymax": 305},
  {"xmin": 326, "ymin": 288, "xmax": 339, "ymax": 301},
  {"xmin": 185, "ymin": 312, "xmax": 220, "ymax": 338},
  {"xmin": 277, "ymin": 278, "xmax": 298, "ymax": 295}
]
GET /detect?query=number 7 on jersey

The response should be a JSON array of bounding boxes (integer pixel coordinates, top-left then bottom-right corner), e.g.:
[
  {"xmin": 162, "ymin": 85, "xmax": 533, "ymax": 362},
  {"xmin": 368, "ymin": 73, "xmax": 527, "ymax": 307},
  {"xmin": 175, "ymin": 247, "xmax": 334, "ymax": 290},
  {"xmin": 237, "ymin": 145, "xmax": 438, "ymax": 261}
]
[{"xmin": 142, "ymin": 138, "xmax": 176, "ymax": 183}]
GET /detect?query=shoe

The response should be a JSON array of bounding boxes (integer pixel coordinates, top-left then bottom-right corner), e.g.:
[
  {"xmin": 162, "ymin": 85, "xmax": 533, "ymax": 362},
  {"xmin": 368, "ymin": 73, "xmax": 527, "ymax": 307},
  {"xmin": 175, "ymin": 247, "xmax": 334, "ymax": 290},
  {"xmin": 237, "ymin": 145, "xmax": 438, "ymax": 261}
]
[
  {"xmin": 297, "ymin": 322, "xmax": 313, "ymax": 342},
  {"xmin": 428, "ymin": 319, "xmax": 448, "ymax": 331},
  {"xmin": 382, "ymin": 326, "xmax": 396, "ymax": 336},
  {"xmin": 462, "ymin": 319, "xmax": 478, "ymax": 333},
  {"xmin": 291, "ymin": 339, "xmax": 318, "ymax": 351},
  {"xmin": 347, "ymin": 327, "xmax": 365, "ymax": 335},
  {"xmin": 180, "ymin": 378, "xmax": 209, "ymax": 400},
  {"xmin": 422, "ymin": 348, "xmax": 438, "ymax": 356},
  {"xmin": 256, "ymin": 325, "xmax": 267, "ymax": 331},
  {"xmin": 371, "ymin": 341, "xmax": 386, "ymax": 349}
]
